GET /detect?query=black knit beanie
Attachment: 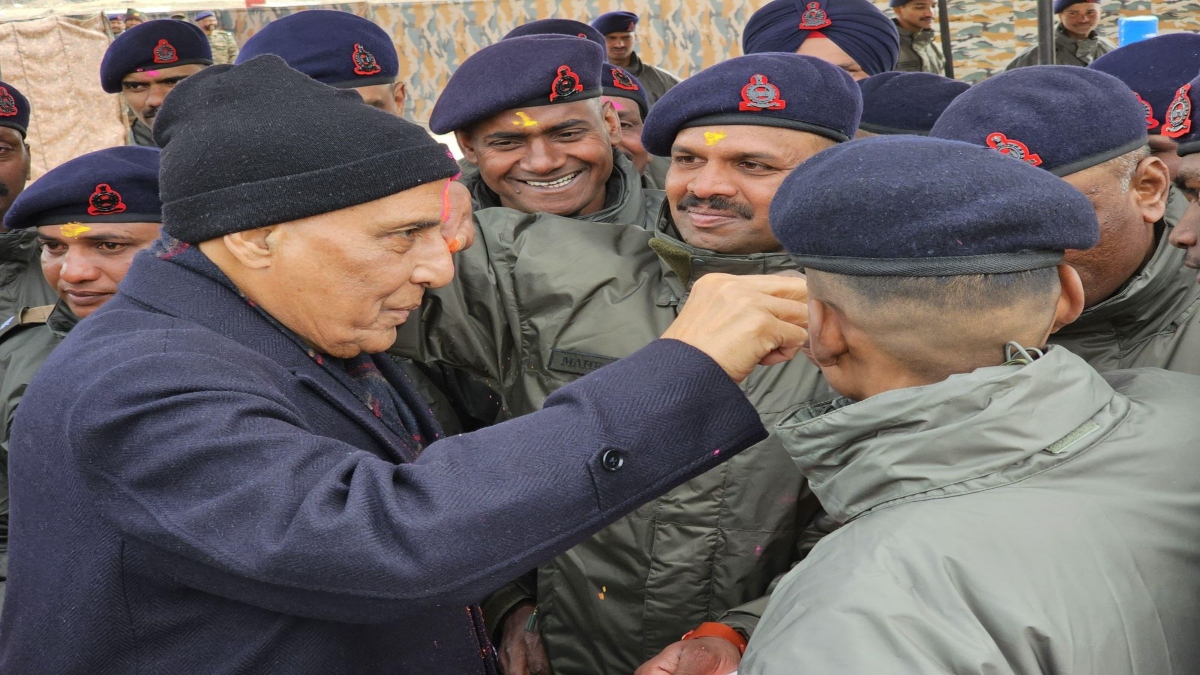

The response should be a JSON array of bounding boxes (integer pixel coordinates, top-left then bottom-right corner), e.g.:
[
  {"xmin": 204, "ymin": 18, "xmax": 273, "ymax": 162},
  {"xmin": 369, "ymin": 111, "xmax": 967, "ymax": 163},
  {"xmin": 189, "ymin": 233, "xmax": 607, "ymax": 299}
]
[{"xmin": 154, "ymin": 55, "xmax": 459, "ymax": 243}]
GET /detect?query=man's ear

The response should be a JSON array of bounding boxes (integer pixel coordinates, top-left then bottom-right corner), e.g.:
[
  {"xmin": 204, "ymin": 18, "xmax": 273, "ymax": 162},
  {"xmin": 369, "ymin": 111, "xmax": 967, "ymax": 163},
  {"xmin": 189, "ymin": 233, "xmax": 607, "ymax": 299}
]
[
  {"xmin": 217, "ymin": 226, "xmax": 276, "ymax": 270},
  {"xmin": 601, "ymin": 100, "xmax": 621, "ymax": 148},
  {"xmin": 1050, "ymin": 263, "xmax": 1086, "ymax": 333},
  {"xmin": 392, "ymin": 81, "xmax": 407, "ymax": 115},
  {"xmin": 455, "ymin": 129, "xmax": 478, "ymax": 165},
  {"xmin": 1132, "ymin": 155, "xmax": 1169, "ymax": 225},
  {"xmin": 806, "ymin": 297, "xmax": 849, "ymax": 368}
]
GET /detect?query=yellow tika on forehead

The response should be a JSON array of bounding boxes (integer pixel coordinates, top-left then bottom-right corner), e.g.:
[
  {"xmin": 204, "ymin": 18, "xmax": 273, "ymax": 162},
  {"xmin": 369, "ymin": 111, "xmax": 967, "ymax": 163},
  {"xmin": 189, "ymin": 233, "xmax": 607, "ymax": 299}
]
[{"xmin": 60, "ymin": 223, "xmax": 92, "ymax": 238}]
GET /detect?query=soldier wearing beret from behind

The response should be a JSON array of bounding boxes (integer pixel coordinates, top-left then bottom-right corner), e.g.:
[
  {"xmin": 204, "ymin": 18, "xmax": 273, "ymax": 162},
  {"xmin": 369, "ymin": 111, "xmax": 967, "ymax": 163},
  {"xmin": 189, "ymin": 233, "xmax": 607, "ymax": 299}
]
[
  {"xmin": 0, "ymin": 146, "xmax": 162, "ymax": 611},
  {"xmin": 1006, "ymin": 0, "xmax": 1113, "ymax": 69},
  {"xmin": 932, "ymin": 66, "xmax": 1200, "ymax": 375},
  {"xmin": 395, "ymin": 52, "xmax": 863, "ymax": 675},
  {"xmin": 855, "ymin": 71, "xmax": 967, "ymax": 137},
  {"xmin": 101, "ymin": 19, "xmax": 214, "ymax": 147},
  {"xmin": 591, "ymin": 11, "xmax": 679, "ymax": 107},
  {"xmin": 740, "ymin": 134, "xmax": 1200, "ymax": 675},
  {"xmin": 0, "ymin": 82, "xmax": 57, "ymax": 325}
]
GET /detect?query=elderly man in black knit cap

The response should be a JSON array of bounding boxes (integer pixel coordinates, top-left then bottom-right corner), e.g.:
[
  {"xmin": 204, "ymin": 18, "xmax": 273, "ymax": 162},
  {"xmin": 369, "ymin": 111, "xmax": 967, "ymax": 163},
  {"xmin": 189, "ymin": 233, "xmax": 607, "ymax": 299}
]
[{"xmin": 0, "ymin": 56, "xmax": 812, "ymax": 674}]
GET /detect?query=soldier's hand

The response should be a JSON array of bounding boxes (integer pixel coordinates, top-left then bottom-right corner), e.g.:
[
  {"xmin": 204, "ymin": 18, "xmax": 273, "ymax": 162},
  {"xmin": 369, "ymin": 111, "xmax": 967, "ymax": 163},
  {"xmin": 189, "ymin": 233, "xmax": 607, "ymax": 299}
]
[
  {"xmin": 662, "ymin": 273, "xmax": 809, "ymax": 383},
  {"xmin": 497, "ymin": 602, "xmax": 551, "ymax": 675},
  {"xmin": 440, "ymin": 180, "xmax": 475, "ymax": 253},
  {"xmin": 636, "ymin": 637, "xmax": 741, "ymax": 675}
]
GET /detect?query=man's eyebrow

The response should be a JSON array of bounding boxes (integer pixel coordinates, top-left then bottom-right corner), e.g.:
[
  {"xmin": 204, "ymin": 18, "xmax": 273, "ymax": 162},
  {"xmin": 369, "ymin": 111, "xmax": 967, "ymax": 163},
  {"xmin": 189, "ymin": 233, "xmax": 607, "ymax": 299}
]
[
  {"xmin": 544, "ymin": 118, "xmax": 590, "ymax": 134},
  {"xmin": 671, "ymin": 143, "xmax": 702, "ymax": 156},
  {"xmin": 385, "ymin": 219, "xmax": 442, "ymax": 233}
]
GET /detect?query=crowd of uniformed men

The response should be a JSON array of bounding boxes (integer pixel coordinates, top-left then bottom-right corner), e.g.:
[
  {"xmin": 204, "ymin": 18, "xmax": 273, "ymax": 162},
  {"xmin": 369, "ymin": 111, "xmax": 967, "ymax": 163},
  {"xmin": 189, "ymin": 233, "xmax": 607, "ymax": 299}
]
[{"xmin": 0, "ymin": 0, "xmax": 1199, "ymax": 672}]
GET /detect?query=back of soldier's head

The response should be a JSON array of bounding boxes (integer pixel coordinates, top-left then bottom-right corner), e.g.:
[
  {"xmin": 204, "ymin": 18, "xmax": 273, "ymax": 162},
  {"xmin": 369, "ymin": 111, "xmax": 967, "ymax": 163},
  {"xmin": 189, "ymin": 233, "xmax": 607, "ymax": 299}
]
[{"xmin": 771, "ymin": 136, "xmax": 1098, "ymax": 398}]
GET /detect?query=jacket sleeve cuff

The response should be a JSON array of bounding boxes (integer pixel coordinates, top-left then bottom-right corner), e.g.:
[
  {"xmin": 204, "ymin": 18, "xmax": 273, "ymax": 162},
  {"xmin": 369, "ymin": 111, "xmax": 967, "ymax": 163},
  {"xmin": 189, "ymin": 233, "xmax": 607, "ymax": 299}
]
[{"xmin": 481, "ymin": 573, "xmax": 536, "ymax": 643}]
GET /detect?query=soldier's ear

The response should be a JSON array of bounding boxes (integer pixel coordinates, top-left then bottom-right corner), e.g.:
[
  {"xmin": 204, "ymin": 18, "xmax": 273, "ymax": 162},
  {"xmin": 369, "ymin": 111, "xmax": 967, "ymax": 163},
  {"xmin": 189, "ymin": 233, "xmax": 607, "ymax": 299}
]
[
  {"xmin": 1049, "ymin": 263, "xmax": 1085, "ymax": 334},
  {"xmin": 455, "ymin": 129, "xmax": 478, "ymax": 165},
  {"xmin": 392, "ymin": 82, "xmax": 407, "ymax": 115},
  {"xmin": 600, "ymin": 99, "xmax": 621, "ymax": 146},
  {"xmin": 1131, "ymin": 154, "xmax": 1169, "ymax": 226}
]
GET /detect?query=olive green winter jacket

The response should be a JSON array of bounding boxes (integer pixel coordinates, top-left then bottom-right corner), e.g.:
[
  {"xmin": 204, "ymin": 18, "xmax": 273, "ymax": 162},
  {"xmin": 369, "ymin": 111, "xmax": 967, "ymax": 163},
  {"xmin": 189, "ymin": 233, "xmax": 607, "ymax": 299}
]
[
  {"xmin": 744, "ymin": 347, "xmax": 1200, "ymax": 673},
  {"xmin": 393, "ymin": 207, "xmax": 830, "ymax": 674},
  {"xmin": 0, "ymin": 230, "xmax": 56, "ymax": 322}
]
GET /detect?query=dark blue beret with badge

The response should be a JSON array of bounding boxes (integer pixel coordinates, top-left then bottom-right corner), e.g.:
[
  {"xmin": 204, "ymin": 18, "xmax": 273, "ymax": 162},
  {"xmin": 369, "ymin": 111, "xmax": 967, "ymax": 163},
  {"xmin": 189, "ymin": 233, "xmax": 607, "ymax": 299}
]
[
  {"xmin": 592, "ymin": 11, "xmax": 639, "ymax": 35},
  {"xmin": 0, "ymin": 81, "xmax": 31, "ymax": 138},
  {"xmin": 1170, "ymin": 71, "xmax": 1200, "ymax": 157},
  {"xmin": 602, "ymin": 63, "xmax": 648, "ymax": 119},
  {"xmin": 742, "ymin": 0, "xmax": 899, "ymax": 77},
  {"xmin": 930, "ymin": 66, "xmax": 1147, "ymax": 177},
  {"xmin": 3, "ymin": 146, "xmax": 161, "ymax": 230},
  {"xmin": 100, "ymin": 20, "xmax": 213, "ymax": 94},
  {"xmin": 429, "ymin": 35, "xmax": 604, "ymax": 134},
  {"xmin": 641, "ymin": 52, "xmax": 861, "ymax": 157},
  {"xmin": 770, "ymin": 136, "xmax": 1100, "ymax": 276},
  {"xmin": 236, "ymin": 10, "xmax": 398, "ymax": 88},
  {"xmin": 505, "ymin": 19, "xmax": 606, "ymax": 48},
  {"xmin": 1088, "ymin": 33, "xmax": 1200, "ymax": 136},
  {"xmin": 1053, "ymin": 0, "xmax": 1097, "ymax": 13},
  {"xmin": 858, "ymin": 71, "xmax": 969, "ymax": 135}
]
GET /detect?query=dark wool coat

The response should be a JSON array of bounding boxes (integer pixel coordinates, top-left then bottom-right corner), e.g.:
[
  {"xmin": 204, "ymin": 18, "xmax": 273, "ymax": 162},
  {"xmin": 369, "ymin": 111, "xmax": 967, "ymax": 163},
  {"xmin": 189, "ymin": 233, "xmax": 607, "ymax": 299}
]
[{"xmin": 0, "ymin": 251, "xmax": 764, "ymax": 674}]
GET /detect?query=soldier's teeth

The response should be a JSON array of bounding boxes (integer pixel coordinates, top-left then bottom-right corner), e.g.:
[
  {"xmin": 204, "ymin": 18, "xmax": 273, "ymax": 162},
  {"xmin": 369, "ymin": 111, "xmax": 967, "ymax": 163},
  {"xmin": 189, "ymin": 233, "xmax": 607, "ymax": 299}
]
[{"xmin": 524, "ymin": 173, "xmax": 578, "ymax": 188}]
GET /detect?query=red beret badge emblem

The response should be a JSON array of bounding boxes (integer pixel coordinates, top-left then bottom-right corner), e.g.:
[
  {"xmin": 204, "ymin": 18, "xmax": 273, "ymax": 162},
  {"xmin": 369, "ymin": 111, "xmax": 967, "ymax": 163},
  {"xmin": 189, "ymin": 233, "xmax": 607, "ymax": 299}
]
[
  {"xmin": 352, "ymin": 43, "xmax": 382, "ymax": 77},
  {"xmin": 549, "ymin": 65, "xmax": 584, "ymax": 102},
  {"xmin": 986, "ymin": 132, "xmax": 1043, "ymax": 167},
  {"xmin": 0, "ymin": 88, "xmax": 17, "ymax": 117},
  {"xmin": 1134, "ymin": 92, "xmax": 1159, "ymax": 131},
  {"xmin": 152, "ymin": 39, "xmax": 179, "ymax": 64},
  {"xmin": 1163, "ymin": 84, "xmax": 1193, "ymax": 139},
  {"xmin": 799, "ymin": 2, "xmax": 832, "ymax": 30},
  {"xmin": 739, "ymin": 74, "xmax": 787, "ymax": 112},
  {"xmin": 87, "ymin": 184, "xmax": 128, "ymax": 216},
  {"xmin": 627, "ymin": 20, "xmax": 636, "ymax": 31},
  {"xmin": 611, "ymin": 68, "xmax": 639, "ymax": 91}
]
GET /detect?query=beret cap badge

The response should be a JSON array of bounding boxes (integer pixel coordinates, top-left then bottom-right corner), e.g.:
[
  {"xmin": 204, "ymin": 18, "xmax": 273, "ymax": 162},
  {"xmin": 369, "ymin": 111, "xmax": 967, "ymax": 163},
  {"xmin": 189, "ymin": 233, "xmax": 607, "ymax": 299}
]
[
  {"xmin": 611, "ymin": 68, "xmax": 639, "ymax": 91},
  {"xmin": 1134, "ymin": 92, "xmax": 1160, "ymax": 131},
  {"xmin": 986, "ymin": 132, "xmax": 1043, "ymax": 167},
  {"xmin": 739, "ymin": 74, "xmax": 787, "ymax": 111},
  {"xmin": 1163, "ymin": 84, "xmax": 1193, "ymax": 139},
  {"xmin": 351, "ymin": 43, "xmax": 382, "ymax": 77},
  {"xmin": 799, "ymin": 2, "xmax": 832, "ymax": 30},
  {"xmin": 549, "ymin": 65, "xmax": 585, "ymax": 102},
  {"xmin": 0, "ymin": 88, "xmax": 17, "ymax": 117},
  {"xmin": 153, "ymin": 39, "xmax": 179, "ymax": 64},
  {"xmin": 87, "ymin": 184, "xmax": 128, "ymax": 216}
]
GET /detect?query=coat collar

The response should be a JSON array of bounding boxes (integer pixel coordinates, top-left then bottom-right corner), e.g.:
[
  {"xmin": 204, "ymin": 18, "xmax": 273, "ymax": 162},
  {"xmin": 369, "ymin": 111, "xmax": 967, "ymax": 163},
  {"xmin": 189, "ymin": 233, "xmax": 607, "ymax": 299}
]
[
  {"xmin": 775, "ymin": 347, "xmax": 1118, "ymax": 524},
  {"xmin": 1054, "ymin": 224, "xmax": 1200, "ymax": 344},
  {"xmin": 649, "ymin": 204, "xmax": 797, "ymax": 297},
  {"xmin": 112, "ymin": 251, "xmax": 428, "ymax": 463}
]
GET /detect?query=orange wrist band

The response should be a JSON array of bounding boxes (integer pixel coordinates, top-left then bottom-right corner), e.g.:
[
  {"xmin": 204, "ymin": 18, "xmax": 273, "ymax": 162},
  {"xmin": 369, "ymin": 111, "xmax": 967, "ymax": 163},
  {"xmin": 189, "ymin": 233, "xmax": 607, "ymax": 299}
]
[{"xmin": 681, "ymin": 622, "xmax": 748, "ymax": 655}]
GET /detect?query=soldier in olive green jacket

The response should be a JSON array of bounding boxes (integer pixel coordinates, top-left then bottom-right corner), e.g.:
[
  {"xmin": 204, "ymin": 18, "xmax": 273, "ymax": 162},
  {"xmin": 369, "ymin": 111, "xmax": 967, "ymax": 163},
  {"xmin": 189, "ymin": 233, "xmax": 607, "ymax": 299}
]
[
  {"xmin": 1006, "ymin": 0, "xmax": 1114, "ymax": 69},
  {"xmin": 395, "ymin": 53, "xmax": 863, "ymax": 675},
  {"xmin": 889, "ymin": 0, "xmax": 945, "ymax": 75}
]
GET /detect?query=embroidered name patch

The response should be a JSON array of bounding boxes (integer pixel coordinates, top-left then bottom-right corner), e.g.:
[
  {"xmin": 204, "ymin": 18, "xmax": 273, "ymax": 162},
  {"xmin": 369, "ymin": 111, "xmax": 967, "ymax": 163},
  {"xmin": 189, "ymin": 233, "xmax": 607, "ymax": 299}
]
[{"xmin": 548, "ymin": 349, "xmax": 618, "ymax": 375}]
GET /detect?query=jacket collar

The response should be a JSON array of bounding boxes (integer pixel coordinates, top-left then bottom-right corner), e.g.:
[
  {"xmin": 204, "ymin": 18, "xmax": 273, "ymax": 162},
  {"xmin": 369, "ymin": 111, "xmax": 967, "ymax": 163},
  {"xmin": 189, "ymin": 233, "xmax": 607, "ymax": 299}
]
[
  {"xmin": 111, "ymin": 251, "xmax": 426, "ymax": 463},
  {"xmin": 649, "ymin": 204, "xmax": 797, "ymax": 298},
  {"xmin": 892, "ymin": 18, "xmax": 934, "ymax": 40},
  {"xmin": 461, "ymin": 151, "xmax": 648, "ymax": 226},
  {"xmin": 626, "ymin": 51, "xmax": 646, "ymax": 77},
  {"xmin": 775, "ymin": 347, "xmax": 1117, "ymax": 524},
  {"xmin": 1056, "ymin": 22, "xmax": 1099, "ymax": 44},
  {"xmin": 47, "ymin": 300, "xmax": 79, "ymax": 338},
  {"xmin": 1054, "ymin": 224, "xmax": 1199, "ymax": 343}
]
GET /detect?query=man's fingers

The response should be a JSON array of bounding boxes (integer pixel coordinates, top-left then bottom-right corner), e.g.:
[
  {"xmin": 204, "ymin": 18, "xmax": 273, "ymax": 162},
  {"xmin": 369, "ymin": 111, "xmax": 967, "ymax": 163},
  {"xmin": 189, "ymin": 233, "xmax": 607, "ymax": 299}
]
[
  {"xmin": 524, "ymin": 633, "xmax": 550, "ymax": 675},
  {"xmin": 693, "ymin": 272, "xmax": 809, "ymax": 302}
]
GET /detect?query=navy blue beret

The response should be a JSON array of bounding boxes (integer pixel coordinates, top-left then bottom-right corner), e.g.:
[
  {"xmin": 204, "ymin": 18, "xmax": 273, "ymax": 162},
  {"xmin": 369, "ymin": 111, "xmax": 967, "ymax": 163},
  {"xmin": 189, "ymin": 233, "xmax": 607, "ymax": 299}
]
[
  {"xmin": 592, "ymin": 11, "xmax": 639, "ymax": 35},
  {"xmin": 236, "ymin": 11, "xmax": 398, "ymax": 88},
  {"xmin": 101, "ymin": 20, "xmax": 213, "ymax": 94},
  {"xmin": 742, "ymin": 0, "xmax": 899, "ymax": 77},
  {"xmin": 3, "ymin": 146, "xmax": 161, "ymax": 230},
  {"xmin": 505, "ymin": 19, "xmax": 606, "ymax": 48},
  {"xmin": 1053, "ymin": 0, "xmax": 1097, "ymax": 13},
  {"xmin": 930, "ymin": 66, "xmax": 1146, "ymax": 177},
  {"xmin": 858, "ymin": 71, "xmax": 968, "ymax": 135},
  {"xmin": 1089, "ymin": 33, "xmax": 1200, "ymax": 136},
  {"xmin": 1171, "ymin": 71, "xmax": 1200, "ymax": 156},
  {"xmin": 194, "ymin": 11, "xmax": 215, "ymax": 21},
  {"xmin": 641, "ymin": 53, "xmax": 861, "ymax": 156},
  {"xmin": 0, "ymin": 81, "xmax": 31, "ymax": 138},
  {"xmin": 602, "ymin": 63, "xmax": 648, "ymax": 119},
  {"xmin": 429, "ymin": 35, "xmax": 604, "ymax": 134},
  {"xmin": 770, "ymin": 136, "xmax": 1100, "ymax": 276}
]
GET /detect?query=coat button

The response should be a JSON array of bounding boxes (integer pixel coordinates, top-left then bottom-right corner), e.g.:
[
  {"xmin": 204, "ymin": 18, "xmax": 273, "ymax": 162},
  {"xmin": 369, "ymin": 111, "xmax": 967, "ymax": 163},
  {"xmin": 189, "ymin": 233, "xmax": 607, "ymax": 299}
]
[{"xmin": 601, "ymin": 449, "xmax": 625, "ymax": 472}]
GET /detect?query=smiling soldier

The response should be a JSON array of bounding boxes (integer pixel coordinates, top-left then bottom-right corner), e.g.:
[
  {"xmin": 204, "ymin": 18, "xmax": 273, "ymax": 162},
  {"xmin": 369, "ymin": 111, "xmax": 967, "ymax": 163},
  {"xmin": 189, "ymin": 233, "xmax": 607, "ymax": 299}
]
[{"xmin": 430, "ymin": 35, "xmax": 662, "ymax": 229}]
